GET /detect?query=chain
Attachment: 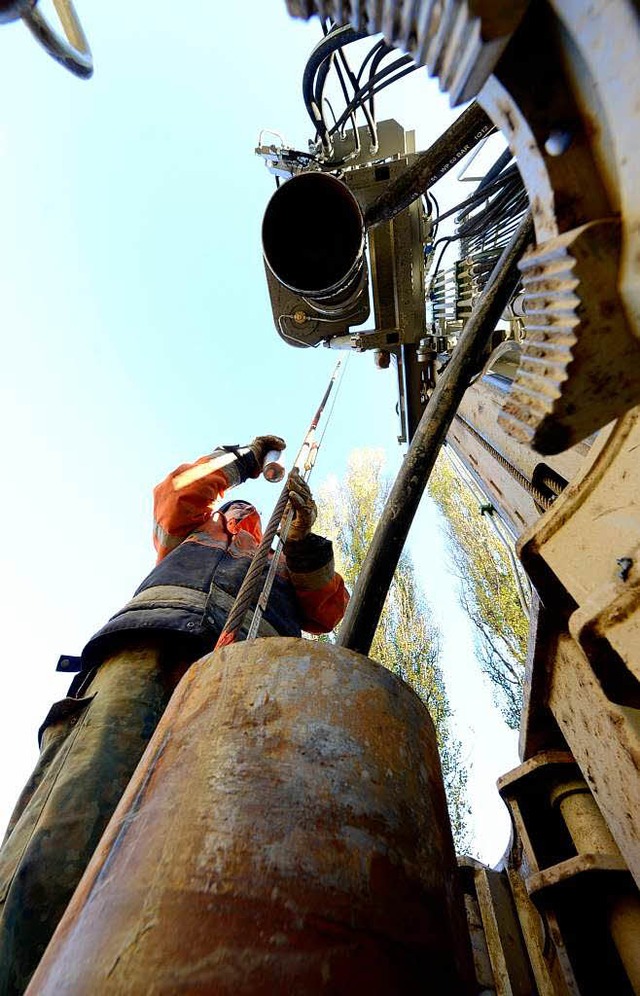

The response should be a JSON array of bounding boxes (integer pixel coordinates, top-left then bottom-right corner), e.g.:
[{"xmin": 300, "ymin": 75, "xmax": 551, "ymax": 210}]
[{"xmin": 453, "ymin": 413, "xmax": 554, "ymax": 511}]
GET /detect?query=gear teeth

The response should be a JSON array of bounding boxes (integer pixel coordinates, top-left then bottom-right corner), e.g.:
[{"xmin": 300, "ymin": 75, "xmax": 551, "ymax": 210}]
[
  {"xmin": 498, "ymin": 220, "xmax": 640, "ymax": 454},
  {"xmin": 500, "ymin": 240, "xmax": 580, "ymax": 443},
  {"xmin": 287, "ymin": 1, "xmax": 529, "ymax": 105}
]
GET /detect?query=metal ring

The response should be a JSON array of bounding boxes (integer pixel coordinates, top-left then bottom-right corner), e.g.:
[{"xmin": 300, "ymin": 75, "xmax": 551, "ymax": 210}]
[{"xmin": 22, "ymin": 0, "xmax": 92, "ymax": 78}]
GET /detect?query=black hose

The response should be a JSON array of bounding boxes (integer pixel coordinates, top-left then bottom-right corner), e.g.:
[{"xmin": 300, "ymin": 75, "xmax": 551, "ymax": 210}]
[
  {"xmin": 366, "ymin": 39, "xmax": 393, "ymax": 117},
  {"xmin": 327, "ymin": 55, "xmax": 415, "ymax": 137},
  {"xmin": 302, "ymin": 24, "xmax": 364, "ymax": 146},
  {"xmin": 476, "ymin": 146, "xmax": 513, "ymax": 193},
  {"xmin": 336, "ymin": 45, "xmax": 378, "ymax": 151},
  {"xmin": 431, "ymin": 164, "xmax": 520, "ymax": 225},
  {"xmin": 356, "ymin": 38, "xmax": 387, "ymax": 84}
]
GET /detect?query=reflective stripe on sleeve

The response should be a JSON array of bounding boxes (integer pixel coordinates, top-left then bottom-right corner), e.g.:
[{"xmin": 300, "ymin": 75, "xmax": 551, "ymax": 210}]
[{"xmin": 153, "ymin": 519, "xmax": 183, "ymax": 554}]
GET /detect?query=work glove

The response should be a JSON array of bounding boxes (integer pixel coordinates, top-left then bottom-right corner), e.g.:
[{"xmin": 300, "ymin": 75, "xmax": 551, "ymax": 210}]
[
  {"xmin": 247, "ymin": 434, "xmax": 286, "ymax": 479},
  {"xmin": 286, "ymin": 469, "xmax": 317, "ymax": 542}
]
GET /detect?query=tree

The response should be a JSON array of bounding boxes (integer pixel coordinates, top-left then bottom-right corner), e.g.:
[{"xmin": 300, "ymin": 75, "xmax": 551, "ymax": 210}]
[
  {"xmin": 316, "ymin": 449, "xmax": 471, "ymax": 852},
  {"xmin": 428, "ymin": 448, "xmax": 528, "ymax": 729}
]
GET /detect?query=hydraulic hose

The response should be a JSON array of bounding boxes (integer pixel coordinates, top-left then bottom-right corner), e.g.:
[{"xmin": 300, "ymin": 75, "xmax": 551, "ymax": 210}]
[{"xmin": 302, "ymin": 24, "xmax": 364, "ymax": 147}]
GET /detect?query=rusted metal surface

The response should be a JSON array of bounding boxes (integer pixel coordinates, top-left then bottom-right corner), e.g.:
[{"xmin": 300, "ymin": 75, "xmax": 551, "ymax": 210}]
[
  {"xmin": 478, "ymin": 3, "xmax": 612, "ymax": 244},
  {"xmin": 549, "ymin": 780, "xmax": 620, "ymax": 856},
  {"xmin": 458, "ymin": 859, "xmax": 497, "ymax": 993},
  {"xmin": 550, "ymin": 1, "xmax": 640, "ymax": 342},
  {"xmin": 278, "ymin": 3, "xmax": 640, "ymax": 990},
  {"xmin": 546, "ymin": 635, "xmax": 640, "ymax": 891},
  {"xmin": 506, "ymin": 869, "xmax": 560, "ymax": 996},
  {"xmin": 527, "ymin": 853, "xmax": 629, "ymax": 902},
  {"xmin": 28, "ymin": 638, "xmax": 474, "ymax": 994},
  {"xmin": 520, "ymin": 407, "xmax": 640, "ymax": 705},
  {"xmin": 517, "ymin": 597, "xmax": 569, "ymax": 761},
  {"xmin": 549, "ymin": 778, "xmax": 640, "ymax": 993},
  {"xmin": 474, "ymin": 866, "xmax": 538, "ymax": 995},
  {"xmin": 609, "ymin": 896, "xmax": 640, "ymax": 996},
  {"xmin": 499, "ymin": 746, "xmax": 640, "ymax": 992},
  {"xmin": 473, "ymin": 1, "xmax": 640, "ymax": 452},
  {"xmin": 499, "ymin": 220, "xmax": 640, "ymax": 454},
  {"xmin": 479, "ymin": 1, "xmax": 640, "ymax": 452}
]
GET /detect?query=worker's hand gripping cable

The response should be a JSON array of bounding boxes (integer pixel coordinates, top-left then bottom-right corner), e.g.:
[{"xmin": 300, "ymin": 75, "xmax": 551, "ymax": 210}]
[
  {"xmin": 215, "ymin": 359, "xmax": 342, "ymax": 648},
  {"xmin": 285, "ymin": 471, "xmax": 317, "ymax": 541}
]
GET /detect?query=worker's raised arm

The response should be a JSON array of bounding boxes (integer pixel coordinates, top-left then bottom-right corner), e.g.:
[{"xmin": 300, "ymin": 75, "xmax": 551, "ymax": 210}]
[{"xmin": 153, "ymin": 435, "xmax": 285, "ymax": 561}]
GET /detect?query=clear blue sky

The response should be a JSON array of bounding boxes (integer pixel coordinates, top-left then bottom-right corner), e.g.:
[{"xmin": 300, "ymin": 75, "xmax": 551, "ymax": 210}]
[{"xmin": 0, "ymin": 1, "xmax": 517, "ymax": 861}]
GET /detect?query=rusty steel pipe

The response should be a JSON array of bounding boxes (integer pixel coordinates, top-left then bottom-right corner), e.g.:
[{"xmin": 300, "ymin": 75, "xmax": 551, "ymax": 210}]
[
  {"xmin": 28, "ymin": 638, "xmax": 473, "ymax": 994},
  {"xmin": 365, "ymin": 101, "xmax": 494, "ymax": 228}
]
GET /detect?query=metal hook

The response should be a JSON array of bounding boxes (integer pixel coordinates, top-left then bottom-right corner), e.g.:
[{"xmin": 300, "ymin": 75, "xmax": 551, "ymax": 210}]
[{"xmin": 21, "ymin": 0, "xmax": 93, "ymax": 78}]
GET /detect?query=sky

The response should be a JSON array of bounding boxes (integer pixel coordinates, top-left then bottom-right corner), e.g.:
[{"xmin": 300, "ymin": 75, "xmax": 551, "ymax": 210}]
[{"xmin": 0, "ymin": 1, "xmax": 518, "ymax": 863}]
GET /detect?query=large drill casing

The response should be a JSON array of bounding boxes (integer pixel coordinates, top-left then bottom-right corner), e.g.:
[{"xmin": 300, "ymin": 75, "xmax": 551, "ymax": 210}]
[
  {"xmin": 262, "ymin": 171, "xmax": 370, "ymax": 346},
  {"xmin": 28, "ymin": 638, "xmax": 472, "ymax": 994}
]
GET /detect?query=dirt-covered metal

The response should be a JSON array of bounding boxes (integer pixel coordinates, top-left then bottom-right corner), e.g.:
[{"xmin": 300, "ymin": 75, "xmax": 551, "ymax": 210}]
[{"xmin": 28, "ymin": 639, "xmax": 474, "ymax": 994}]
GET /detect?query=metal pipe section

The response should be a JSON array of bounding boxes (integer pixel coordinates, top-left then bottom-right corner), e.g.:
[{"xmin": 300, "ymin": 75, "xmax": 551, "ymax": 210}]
[
  {"xmin": 262, "ymin": 171, "xmax": 365, "ymax": 300},
  {"xmin": 28, "ymin": 638, "xmax": 474, "ymax": 994},
  {"xmin": 551, "ymin": 779, "xmax": 640, "ymax": 993},
  {"xmin": 365, "ymin": 102, "xmax": 494, "ymax": 228},
  {"xmin": 338, "ymin": 211, "xmax": 534, "ymax": 656}
]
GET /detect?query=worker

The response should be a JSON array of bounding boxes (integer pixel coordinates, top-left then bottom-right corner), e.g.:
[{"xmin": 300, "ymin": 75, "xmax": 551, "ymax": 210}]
[{"xmin": 0, "ymin": 434, "xmax": 349, "ymax": 994}]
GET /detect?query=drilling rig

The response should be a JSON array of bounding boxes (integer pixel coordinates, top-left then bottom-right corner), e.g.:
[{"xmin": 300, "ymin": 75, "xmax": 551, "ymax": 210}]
[
  {"xmin": 256, "ymin": 5, "xmax": 640, "ymax": 991},
  {"xmin": 6, "ymin": 1, "xmax": 640, "ymax": 993}
]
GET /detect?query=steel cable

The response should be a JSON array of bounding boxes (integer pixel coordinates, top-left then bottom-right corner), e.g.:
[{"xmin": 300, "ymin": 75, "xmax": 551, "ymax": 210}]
[{"xmin": 215, "ymin": 486, "xmax": 292, "ymax": 647}]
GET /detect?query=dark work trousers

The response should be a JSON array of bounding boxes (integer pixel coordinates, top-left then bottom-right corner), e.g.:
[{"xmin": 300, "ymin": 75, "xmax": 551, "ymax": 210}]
[{"xmin": 0, "ymin": 642, "xmax": 191, "ymax": 994}]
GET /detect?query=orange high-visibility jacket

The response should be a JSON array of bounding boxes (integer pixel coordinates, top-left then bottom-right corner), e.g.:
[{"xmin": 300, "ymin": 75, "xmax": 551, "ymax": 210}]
[
  {"xmin": 78, "ymin": 450, "xmax": 349, "ymax": 668},
  {"xmin": 151, "ymin": 450, "xmax": 349, "ymax": 635}
]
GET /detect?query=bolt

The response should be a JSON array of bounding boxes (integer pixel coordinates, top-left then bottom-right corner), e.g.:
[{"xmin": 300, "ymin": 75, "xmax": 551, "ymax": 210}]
[
  {"xmin": 616, "ymin": 557, "xmax": 633, "ymax": 581},
  {"xmin": 545, "ymin": 130, "xmax": 572, "ymax": 157}
]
